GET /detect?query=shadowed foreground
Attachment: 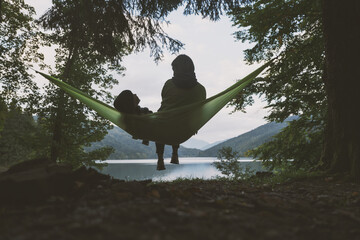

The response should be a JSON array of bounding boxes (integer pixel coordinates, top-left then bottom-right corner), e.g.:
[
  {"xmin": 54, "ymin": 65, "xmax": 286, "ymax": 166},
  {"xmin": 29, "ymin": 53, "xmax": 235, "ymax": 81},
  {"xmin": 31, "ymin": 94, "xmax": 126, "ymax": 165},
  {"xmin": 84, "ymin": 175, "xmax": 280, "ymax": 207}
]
[{"xmin": 0, "ymin": 161, "xmax": 359, "ymax": 240}]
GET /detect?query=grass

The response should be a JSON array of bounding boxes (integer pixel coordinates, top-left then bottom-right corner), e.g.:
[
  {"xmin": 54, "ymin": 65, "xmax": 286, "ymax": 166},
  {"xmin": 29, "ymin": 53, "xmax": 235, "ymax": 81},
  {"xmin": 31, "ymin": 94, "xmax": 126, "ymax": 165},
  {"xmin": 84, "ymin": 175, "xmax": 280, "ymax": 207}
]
[
  {"xmin": 151, "ymin": 168, "xmax": 326, "ymax": 188},
  {"xmin": 245, "ymin": 168, "xmax": 326, "ymax": 186}
]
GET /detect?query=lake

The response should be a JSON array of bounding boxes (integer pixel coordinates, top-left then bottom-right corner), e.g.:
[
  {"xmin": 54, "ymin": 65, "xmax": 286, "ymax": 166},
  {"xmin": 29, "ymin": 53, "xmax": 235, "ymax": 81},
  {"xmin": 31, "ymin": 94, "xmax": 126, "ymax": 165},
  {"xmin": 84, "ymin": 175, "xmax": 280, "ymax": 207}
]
[{"xmin": 97, "ymin": 157, "xmax": 265, "ymax": 181}]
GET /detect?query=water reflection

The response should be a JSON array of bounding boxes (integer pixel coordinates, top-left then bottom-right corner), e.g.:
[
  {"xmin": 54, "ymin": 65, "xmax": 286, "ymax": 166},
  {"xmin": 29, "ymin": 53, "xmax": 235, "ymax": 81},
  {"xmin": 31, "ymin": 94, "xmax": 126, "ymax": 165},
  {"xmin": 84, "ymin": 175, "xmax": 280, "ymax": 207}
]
[{"xmin": 98, "ymin": 157, "xmax": 265, "ymax": 181}]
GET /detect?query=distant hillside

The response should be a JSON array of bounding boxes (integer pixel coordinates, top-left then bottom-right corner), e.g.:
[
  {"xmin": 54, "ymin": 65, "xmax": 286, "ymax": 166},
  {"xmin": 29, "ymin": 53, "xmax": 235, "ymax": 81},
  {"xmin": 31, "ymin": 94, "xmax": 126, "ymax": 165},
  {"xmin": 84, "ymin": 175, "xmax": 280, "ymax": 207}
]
[
  {"xmin": 181, "ymin": 138, "xmax": 210, "ymax": 150},
  {"xmin": 199, "ymin": 119, "xmax": 294, "ymax": 157},
  {"xmin": 88, "ymin": 117, "xmax": 297, "ymax": 159},
  {"xmin": 201, "ymin": 140, "xmax": 225, "ymax": 150},
  {"xmin": 87, "ymin": 127, "xmax": 202, "ymax": 159}
]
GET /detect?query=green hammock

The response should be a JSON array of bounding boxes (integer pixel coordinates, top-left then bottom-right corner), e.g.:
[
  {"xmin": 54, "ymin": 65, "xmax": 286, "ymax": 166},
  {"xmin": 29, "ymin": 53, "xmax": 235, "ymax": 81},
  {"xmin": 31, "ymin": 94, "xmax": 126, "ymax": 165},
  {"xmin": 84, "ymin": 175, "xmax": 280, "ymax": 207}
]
[{"xmin": 35, "ymin": 62, "xmax": 270, "ymax": 145}]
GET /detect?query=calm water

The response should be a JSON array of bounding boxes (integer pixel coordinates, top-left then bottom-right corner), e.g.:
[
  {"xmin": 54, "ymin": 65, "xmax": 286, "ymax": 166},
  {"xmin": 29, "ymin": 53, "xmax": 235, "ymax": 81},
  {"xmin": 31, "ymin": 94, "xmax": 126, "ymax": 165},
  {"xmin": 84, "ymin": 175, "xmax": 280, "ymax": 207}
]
[{"xmin": 97, "ymin": 157, "xmax": 265, "ymax": 181}]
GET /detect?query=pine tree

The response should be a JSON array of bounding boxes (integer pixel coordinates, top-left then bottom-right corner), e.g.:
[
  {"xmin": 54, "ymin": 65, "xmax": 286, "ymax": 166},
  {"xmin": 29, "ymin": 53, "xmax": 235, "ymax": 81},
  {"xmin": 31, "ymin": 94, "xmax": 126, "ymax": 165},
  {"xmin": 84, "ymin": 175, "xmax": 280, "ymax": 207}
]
[
  {"xmin": 228, "ymin": 0, "xmax": 360, "ymax": 180},
  {"xmin": 228, "ymin": 0, "xmax": 325, "ymax": 169}
]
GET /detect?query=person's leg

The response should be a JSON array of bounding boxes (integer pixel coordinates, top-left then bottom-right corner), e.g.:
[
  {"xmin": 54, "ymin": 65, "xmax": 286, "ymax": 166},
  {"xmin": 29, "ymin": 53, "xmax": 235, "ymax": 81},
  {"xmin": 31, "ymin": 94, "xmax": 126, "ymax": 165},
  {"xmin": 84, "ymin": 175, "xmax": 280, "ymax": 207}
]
[
  {"xmin": 170, "ymin": 144, "xmax": 179, "ymax": 164},
  {"xmin": 156, "ymin": 142, "xmax": 165, "ymax": 170}
]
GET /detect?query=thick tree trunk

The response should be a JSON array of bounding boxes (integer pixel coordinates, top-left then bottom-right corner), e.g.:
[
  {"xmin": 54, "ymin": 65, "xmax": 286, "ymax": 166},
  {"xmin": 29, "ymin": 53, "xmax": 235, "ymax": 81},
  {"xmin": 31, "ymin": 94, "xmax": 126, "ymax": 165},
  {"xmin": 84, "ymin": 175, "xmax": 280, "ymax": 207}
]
[{"xmin": 321, "ymin": 0, "xmax": 360, "ymax": 181}]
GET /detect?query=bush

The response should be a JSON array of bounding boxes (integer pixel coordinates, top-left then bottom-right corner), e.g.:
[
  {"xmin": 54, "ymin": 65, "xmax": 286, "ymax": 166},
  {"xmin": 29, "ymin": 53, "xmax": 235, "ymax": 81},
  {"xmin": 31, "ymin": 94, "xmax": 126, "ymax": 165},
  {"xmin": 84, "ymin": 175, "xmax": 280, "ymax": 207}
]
[{"xmin": 213, "ymin": 147, "xmax": 254, "ymax": 180}]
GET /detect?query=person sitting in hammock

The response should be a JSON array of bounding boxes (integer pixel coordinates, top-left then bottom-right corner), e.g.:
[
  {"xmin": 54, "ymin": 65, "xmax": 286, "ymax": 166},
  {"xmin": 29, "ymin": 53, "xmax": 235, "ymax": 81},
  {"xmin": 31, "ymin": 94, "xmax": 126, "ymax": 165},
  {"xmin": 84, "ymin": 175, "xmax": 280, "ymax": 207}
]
[
  {"xmin": 114, "ymin": 90, "xmax": 152, "ymax": 145},
  {"xmin": 156, "ymin": 54, "xmax": 206, "ymax": 170}
]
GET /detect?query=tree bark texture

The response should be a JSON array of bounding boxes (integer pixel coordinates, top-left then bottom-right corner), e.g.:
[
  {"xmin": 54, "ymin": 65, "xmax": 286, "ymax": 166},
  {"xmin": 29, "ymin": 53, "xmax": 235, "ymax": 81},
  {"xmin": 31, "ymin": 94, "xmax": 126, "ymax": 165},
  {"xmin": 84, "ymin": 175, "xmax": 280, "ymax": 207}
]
[{"xmin": 322, "ymin": 0, "xmax": 360, "ymax": 181}]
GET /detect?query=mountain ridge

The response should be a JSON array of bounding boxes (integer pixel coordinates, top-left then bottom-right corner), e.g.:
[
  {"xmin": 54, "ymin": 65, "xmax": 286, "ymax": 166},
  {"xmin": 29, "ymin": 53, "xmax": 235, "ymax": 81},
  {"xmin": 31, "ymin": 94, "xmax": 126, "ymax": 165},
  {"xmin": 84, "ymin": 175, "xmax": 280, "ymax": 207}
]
[{"xmin": 89, "ymin": 117, "xmax": 295, "ymax": 159}]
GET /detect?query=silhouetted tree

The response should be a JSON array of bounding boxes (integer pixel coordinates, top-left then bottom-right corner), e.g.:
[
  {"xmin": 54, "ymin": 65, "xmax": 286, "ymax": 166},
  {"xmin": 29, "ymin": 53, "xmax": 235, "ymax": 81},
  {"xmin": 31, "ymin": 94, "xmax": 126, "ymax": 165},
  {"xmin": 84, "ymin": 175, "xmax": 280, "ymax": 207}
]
[
  {"xmin": 321, "ymin": 0, "xmax": 360, "ymax": 180},
  {"xmin": 228, "ymin": 0, "xmax": 325, "ymax": 169},
  {"xmin": 38, "ymin": 1, "xmax": 129, "ymax": 165},
  {"xmin": 228, "ymin": 0, "xmax": 360, "ymax": 180}
]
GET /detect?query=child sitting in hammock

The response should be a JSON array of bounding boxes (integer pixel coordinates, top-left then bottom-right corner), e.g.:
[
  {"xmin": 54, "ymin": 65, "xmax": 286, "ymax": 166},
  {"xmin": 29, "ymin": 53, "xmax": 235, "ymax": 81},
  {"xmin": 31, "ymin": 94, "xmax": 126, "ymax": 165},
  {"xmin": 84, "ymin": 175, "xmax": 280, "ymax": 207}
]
[{"xmin": 113, "ymin": 90, "xmax": 152, "ymax": 145}]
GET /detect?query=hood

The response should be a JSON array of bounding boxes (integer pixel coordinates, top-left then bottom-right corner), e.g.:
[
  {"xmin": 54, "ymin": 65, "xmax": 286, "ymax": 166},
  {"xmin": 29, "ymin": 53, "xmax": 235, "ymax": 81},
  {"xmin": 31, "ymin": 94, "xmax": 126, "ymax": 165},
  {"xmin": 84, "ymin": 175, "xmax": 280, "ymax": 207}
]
[{"xmin": 171, "ymin": 54, "xmax": 198, "ymax": 89}]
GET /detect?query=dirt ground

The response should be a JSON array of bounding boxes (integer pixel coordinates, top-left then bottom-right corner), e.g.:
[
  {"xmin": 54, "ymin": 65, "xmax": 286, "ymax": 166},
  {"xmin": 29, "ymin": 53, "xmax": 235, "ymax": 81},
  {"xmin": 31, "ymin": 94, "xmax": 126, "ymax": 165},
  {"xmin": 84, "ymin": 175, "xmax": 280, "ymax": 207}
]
[{"xmin": 0, "ymin": 161, "xmax": 359, "ymax": 240}]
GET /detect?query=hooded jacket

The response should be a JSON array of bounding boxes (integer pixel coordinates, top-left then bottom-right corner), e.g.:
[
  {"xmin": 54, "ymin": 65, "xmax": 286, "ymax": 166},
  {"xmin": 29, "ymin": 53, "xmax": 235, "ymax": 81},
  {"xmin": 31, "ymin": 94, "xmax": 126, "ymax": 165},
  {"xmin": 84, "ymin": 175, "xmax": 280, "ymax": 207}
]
[{"xmin": 158, "ymin": 55, "xmax": 206, "ymax": 112}]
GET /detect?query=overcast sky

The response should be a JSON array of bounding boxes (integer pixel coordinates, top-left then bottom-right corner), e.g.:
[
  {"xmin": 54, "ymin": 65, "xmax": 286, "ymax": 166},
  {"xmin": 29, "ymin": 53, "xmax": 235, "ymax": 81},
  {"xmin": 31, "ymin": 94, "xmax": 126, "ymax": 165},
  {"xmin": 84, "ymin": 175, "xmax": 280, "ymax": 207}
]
[{"xmin": 27, "ymin": 0, "xmax": 269, "ymax": 144}]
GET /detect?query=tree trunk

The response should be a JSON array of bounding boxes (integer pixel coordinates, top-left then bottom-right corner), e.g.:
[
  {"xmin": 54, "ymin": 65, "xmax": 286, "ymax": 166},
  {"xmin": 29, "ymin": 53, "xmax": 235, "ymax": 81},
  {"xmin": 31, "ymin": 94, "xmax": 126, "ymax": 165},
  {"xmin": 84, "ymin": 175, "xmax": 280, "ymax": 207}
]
[
  {"xmin": 0, "ymin": 0, "xmax": 3, "ymax": 22},
  {"xmin": 50, "ymin": 46, "xmax": 77, "ymax": 162},
  {"xmin": 321, "ymin": 0, "xmax": 360, "ymax": 181},
  {"xmin": 50, "ymin": 91, "xmax": 65, "ymax": 162}
]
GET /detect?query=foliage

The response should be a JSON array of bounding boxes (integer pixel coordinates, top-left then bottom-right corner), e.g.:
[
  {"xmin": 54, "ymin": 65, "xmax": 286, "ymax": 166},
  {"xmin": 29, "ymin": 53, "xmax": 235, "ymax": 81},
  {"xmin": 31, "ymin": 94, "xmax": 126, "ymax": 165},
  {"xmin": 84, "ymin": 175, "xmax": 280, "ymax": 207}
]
[
  {"xmin": 37, "ymin": 0, "xmax": 139, "ymax": 166},
  {"xmin": 131, "ymin": 0, "xmax": 243, "ymax": 21},
  {"xmin": 248, "ymin": 117, "xmax": 323, "ymax": 169},
  {"xmin": 0, "ymin": 0, "xmax": 48, "ymax": 166},
  {"xmin": 228, "ymin": 0, "xmax": 325, "ymax": 169},
  {"xmin": 247, "ymin": 165, "xmax": 325, "ymax": 186},
  {"xmin": 0, "ymin": 102, "xmax": 49, "ymax": 167},
  {"xmin": 213, "ymin": 147, "xmax": 254, "ymax": 180},
  {"xmin": 37, "ymin": 60, "xmax": 118, "ymax": 167},
  {"xmin": 38, "ymin": 0, "xmax": 245, "ymax": 62},
  {"xmin": 38, "ymin": 0, "xmax": 183, "ymax": 63},
  {"xmin": 0, "ymin": 0, "xmax": 44, "ymax": 111}
]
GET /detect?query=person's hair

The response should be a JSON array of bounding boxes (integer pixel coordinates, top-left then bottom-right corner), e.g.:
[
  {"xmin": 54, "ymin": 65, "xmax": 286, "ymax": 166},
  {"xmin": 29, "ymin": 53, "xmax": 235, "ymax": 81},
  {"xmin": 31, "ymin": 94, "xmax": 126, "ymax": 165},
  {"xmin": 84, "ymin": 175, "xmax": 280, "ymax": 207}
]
[
  {"xmin": 171, "ymin": 54, "xmax": 195, "ymax": 74},
  {"xmin": 114, "ymin": 90, "xmax": 135, "ymax": 113},
  {"xmin": 171, "ymin": 54, "xmax": 197, "ymax": 89}
]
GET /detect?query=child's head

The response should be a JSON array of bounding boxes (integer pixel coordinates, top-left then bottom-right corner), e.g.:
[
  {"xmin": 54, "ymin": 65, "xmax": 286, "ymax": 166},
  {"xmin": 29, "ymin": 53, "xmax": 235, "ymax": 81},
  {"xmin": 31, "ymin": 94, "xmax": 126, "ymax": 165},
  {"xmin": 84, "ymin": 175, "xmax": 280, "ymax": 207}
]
[{"xmin": 114, "ymin": 90, "xmax": 140, "ymax": 113}]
